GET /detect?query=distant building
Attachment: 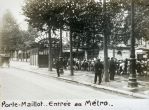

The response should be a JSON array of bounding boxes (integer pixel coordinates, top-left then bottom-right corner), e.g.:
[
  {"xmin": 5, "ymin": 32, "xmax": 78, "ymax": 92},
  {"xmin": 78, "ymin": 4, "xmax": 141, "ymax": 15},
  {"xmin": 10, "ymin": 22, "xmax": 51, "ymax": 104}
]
[
  {"xmin": 98, "ymin": 45, "xmax": 130, "ymax": 61},
  {"xmin": 135, "ymin": 38, "xmax": 149, "ymax": 60}
]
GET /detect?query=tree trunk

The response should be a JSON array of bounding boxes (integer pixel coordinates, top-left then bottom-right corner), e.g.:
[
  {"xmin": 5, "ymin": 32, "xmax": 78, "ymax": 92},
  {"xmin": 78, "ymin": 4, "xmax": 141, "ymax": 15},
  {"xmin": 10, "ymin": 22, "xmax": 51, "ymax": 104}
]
[
  {"xmin": 25, "ymin": 50, "xmax": 28, "ymax": 62},
  {"xmin": 16, "ymin": 51, "xmax": 19, "ymax": 61},
  {"xmin": 23, "ymin": 51, "xmax": 24, "ymax": 61},
  {"xmin": 70, "ymin": 27, "xmax": 74, "ymax": 75},
  {"xmin": 92, "ymin": 33, "xmax": 95, "ymax": 58},
  {"xmin": 60, "ymin": 29, "xmax": 63, "ymax": 57},
  {"xmin": 102, "ymin": 0, "xmax": 109, "ymax": 82},
  {"xmin": 48, "ymin": 29, "xmax": 52, "ymax": 71}
]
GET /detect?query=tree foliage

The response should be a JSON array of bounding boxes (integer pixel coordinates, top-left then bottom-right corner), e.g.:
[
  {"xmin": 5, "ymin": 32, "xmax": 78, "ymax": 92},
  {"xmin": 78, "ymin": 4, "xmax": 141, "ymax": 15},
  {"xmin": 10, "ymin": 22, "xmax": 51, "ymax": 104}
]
[
  {"xmin": 121, "ymin": 0, "xmax": 149, "ymax": 42},
  {"xmin": 23, "ymin": 0, "xmax": 122, "ymax": 48},
  {"xmin": 17, "ymin": 26, "xmax": 38, "ymax": 51},
  {"xmin": 105, "ymin": 0, "xmax": 149, "ymax": 45},
  {"xmin": 0, "ymin": 10, "xmax": 38, "ymax": 53},
  {"xmin": 23, "ymin": 0, "xmax": 149, "ymax": 50},
  {"xmin": 0, "ymin": 10, "xmax": 21, "ymax": 52},
  {"xmin": 23, "ymin": 0, "xmax": 66, "ymax": 31}
]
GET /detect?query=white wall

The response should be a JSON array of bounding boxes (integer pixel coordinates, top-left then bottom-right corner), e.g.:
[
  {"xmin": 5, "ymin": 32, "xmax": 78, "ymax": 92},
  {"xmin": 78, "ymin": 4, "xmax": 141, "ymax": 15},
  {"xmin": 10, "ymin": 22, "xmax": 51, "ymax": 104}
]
[{"xmin": 98, "ymin": 49, "xmax": 130, "ymax": 61}]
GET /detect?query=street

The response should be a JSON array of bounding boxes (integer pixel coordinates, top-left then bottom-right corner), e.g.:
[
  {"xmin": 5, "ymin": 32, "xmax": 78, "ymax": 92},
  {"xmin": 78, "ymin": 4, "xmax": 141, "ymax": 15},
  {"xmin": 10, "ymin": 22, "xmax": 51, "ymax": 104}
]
[{"xmin": 0, "ymin": 67, "xmax": 136, "ymax": 100}]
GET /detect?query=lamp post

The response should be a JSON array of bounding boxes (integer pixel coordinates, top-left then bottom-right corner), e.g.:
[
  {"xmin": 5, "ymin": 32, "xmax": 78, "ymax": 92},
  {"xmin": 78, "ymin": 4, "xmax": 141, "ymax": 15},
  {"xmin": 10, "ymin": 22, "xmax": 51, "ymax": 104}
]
[{"xmin": 128, "ymin": 0, "xmax": 138, "ymax": 88}]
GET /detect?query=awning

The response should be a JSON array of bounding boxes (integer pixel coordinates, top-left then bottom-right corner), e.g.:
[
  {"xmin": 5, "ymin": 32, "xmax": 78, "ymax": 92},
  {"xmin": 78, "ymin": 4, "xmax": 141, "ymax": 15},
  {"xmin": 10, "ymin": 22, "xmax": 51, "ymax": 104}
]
[
  {"xmin": 136, "ymin": 49, "xmax": 147, "ymax": 54},
  {"xmin": 136, "ymin": 46, "xmax": 149, "ymax": 51},
  {"xmin": 63, "ymin": 49, "xmax": 84, "ymax": 52},
  {"xmin": 116, "ymin": 43, "xmax": 127, "ymax": 47}
]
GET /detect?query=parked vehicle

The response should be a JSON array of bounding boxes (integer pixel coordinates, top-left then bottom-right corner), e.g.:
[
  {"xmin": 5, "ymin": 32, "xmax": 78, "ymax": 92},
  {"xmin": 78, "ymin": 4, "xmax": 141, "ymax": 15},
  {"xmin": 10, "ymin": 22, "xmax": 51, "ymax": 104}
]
[{"xmin": 0, "ymin": 54, "xmax": 10, "ymax": 67}]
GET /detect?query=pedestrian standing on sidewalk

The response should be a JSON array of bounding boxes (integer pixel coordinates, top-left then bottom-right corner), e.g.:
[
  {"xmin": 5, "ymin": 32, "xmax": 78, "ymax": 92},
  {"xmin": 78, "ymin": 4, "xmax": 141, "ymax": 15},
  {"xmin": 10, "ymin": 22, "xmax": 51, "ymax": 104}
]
[
  {"xmin": 124, "ymin": 58, "xmax": 128, "ymax": 75},
  {"xmin": 136, "ymin": 60, "xmax": 142, "ymax": 76},
  {"xmin": 94, "ymin": 59, "xmax": 103, "ymax": 84},
  {"xmin": 55, "ymin": 57, "xmax": 64, "ymax": 77},
  {"xmin": 109, "ymin": 57, "xmax": 116, "ymax": 80}
]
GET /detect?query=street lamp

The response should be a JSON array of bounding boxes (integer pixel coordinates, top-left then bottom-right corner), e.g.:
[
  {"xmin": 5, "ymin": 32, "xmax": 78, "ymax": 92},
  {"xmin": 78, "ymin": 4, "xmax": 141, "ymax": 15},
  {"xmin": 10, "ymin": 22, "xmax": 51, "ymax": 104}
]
[{"xmin": 128, "ymin": 0, "xmax": 138, "ymax": 88}]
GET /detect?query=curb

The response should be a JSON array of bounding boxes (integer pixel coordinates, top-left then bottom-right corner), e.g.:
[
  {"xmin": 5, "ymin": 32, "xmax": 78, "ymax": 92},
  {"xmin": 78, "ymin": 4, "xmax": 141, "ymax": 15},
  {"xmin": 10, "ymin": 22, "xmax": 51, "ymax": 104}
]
[{"xmin": 11, "ymin": 66, "xmax": 149, "ymax": 99}]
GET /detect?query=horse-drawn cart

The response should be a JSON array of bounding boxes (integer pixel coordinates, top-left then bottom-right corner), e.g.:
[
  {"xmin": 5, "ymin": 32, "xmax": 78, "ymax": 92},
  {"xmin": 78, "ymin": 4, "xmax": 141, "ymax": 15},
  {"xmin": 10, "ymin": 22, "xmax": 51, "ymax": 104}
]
[{"xmin": 0, "ymin": 54, "xmax": 10, "ymax": 67}]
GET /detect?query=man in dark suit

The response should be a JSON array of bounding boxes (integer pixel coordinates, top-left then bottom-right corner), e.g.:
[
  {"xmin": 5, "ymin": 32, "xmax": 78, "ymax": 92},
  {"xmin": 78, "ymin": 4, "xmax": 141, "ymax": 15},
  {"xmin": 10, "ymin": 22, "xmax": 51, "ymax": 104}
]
[
  {"xmin": 55, "ymin": 57, "xmax": 63, "ymax": 77},
  {"xmin": 109, "ymin": 57, "xmax": 116, "ymax": 80},
  {"xmin": 94, "ymin": 59, "xmax": 103, "ymax": 84}
]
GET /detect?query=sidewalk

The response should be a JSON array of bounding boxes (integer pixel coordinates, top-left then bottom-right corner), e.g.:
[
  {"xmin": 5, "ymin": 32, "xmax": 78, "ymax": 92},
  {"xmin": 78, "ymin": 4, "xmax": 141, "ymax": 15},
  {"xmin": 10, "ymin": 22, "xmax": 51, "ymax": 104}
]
[{"xmin": 10, "ymin": 61, "xmax": 149, "ymax": 99}]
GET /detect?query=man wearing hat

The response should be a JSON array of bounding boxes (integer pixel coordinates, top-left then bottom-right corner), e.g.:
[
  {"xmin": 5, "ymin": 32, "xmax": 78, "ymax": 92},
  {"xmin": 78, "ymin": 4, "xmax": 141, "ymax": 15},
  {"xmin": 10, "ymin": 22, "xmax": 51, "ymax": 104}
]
[
  {"xmin": 94, "ymin": 59, "xmax": 103, "ymax": 84},
  {"xmin": 55, "ymin": 57, "xmax": 64, "ymax": 77}
]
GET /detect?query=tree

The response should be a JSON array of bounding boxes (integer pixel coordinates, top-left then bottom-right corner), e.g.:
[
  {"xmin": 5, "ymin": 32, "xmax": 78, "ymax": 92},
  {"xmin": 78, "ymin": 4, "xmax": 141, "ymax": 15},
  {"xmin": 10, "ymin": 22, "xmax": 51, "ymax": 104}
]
[
  {"xmin": 22, "ymin": 0, "xmax": 98, "ymax": 72},
  {"xmin": 25, "ymin": 25, "xmax": 38, "ymax": 49},
  {"xmin": 0, "ymin": 10, "xmax": 22, "ymax": 54},
  {"xmin": 16, "ymin": 25, "xmax": 38, "ymax": 61},
  {"xmin": 111, "ymin": 0, "xmax": 149, "ymax": 42},
  {"xmin": 131, "ymin": 3, "xmax": 149, "ymax": 41},
  {"xmin": 23, "ymin": 0, "xmax": 61, "ymax": 71},
  {"xmin": 22, "ymin": 0, "xmax": 124, "ymax": 76}
]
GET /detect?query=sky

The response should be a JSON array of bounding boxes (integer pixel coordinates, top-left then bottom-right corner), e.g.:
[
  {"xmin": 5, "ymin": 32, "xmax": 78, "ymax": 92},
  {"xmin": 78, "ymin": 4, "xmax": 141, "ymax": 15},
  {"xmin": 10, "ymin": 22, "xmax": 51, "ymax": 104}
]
[{"xmin": 0, "ymin": 0, "xmax": 28, "ymax": 30}]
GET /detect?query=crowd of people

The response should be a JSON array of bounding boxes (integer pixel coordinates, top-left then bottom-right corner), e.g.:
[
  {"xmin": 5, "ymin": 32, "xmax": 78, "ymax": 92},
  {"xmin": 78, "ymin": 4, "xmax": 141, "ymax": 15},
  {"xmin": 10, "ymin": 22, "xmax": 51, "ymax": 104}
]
[{"xmin": 53, "ymin": 57, "xmax": 149, "ymax": 81}]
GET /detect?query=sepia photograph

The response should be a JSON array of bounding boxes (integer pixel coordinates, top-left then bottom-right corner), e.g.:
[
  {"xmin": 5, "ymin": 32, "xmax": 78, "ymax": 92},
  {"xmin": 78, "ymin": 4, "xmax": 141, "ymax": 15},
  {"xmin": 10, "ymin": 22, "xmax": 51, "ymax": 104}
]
[{"xmin": 0, "ymin": 0, "xmax": 149, "ymax": 110}]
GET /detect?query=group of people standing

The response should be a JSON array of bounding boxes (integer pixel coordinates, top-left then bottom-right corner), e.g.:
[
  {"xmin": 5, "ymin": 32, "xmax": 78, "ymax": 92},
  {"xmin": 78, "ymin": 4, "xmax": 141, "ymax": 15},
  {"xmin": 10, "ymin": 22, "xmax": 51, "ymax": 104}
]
[
  {"xmin": 136, "ymin": 59, "xmax": 149, "ymax": 76},
  {"xmin": 54, "ymin": 57, "xmax": 118, "ymax": 84},
  {"xmin": 94, "ymin": 57, "xmax": 117, "ymax": 84},
  {"xmin": 54, "ymin": 57, "xmax": 149, "ymax": 83}
]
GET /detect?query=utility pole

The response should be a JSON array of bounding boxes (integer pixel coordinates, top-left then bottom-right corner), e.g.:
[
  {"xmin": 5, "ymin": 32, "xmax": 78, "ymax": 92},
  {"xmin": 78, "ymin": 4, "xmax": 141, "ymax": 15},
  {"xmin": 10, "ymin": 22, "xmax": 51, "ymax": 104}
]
[
  {"xmin": 102, "ymin": 0, "xmax": 109, "ymax": 82},
  {"xmin": 128, "ymin": 0, "xmax": 138, "ymax": 87}
]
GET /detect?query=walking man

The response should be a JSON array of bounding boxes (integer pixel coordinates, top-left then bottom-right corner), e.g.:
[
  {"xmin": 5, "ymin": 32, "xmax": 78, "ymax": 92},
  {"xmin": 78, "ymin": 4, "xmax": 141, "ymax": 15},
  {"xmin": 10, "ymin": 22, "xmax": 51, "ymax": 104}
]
[
  {"xmin": 55, "ymin": 57, "xmax": 64, "ymax": 77},
  {"xmin": 94, "ymin": 59, "xmax": 103, "ymax": 84}
]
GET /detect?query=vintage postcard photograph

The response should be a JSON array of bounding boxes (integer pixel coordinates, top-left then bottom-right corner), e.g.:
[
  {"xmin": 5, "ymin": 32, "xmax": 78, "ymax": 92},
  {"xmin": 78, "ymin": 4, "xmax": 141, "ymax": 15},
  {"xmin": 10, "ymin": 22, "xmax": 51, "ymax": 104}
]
[{"xmin": 0, "ymin": 0, "xmax": 149, "ymax": 110}]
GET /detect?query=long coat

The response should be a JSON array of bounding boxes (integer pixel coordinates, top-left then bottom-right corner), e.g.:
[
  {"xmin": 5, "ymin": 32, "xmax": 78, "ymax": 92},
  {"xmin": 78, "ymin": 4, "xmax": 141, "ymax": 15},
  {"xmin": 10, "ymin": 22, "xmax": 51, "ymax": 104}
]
[
  {"xmin": 109, "ymin": 60, "xmax": 116, "ymax": 72},
  {"xmin": 94, "ymin": 61, "xmax": 103, "ymax": 74},
  {"xmin": 55, "ymin": 60, "xmax": 63, "ymax": 69}
]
